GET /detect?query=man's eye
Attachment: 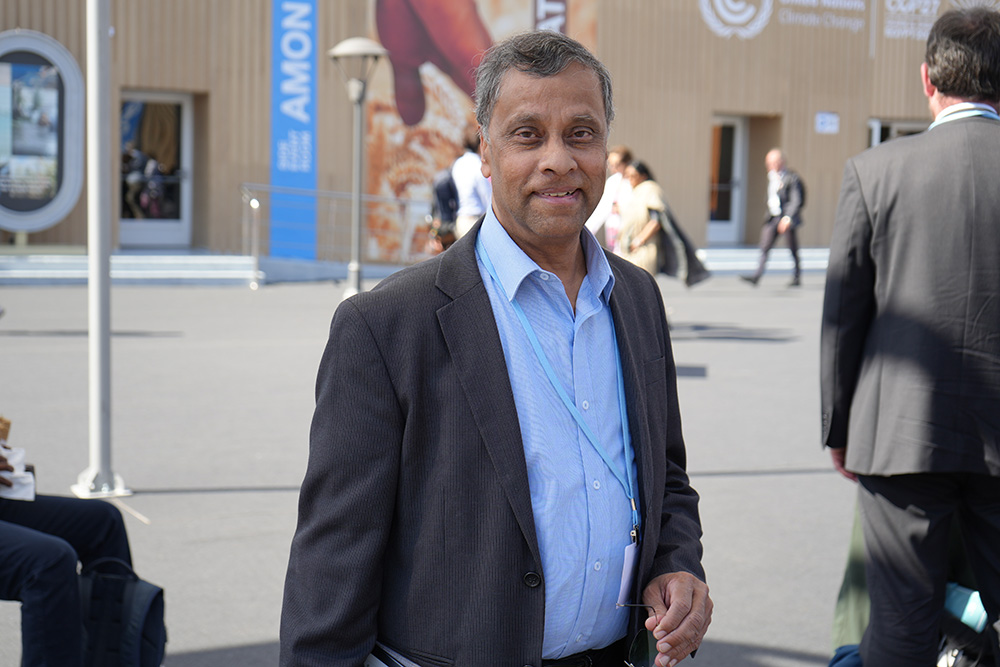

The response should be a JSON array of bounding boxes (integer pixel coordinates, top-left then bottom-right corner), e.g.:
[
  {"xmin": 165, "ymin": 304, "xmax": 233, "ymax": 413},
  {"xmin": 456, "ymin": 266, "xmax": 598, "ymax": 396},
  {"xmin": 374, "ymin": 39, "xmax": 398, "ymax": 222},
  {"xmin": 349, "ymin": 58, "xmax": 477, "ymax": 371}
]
[{"xmin": 515, "ymin": 130, "xmax": 538, "ymax": 140}]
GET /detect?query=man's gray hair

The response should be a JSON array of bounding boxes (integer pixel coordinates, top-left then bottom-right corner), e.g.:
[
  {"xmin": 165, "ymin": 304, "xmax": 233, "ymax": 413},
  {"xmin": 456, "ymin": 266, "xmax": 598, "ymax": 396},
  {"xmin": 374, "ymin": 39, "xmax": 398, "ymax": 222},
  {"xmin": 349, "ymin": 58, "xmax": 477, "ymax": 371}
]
[{"xmin": 474, "ymin": 31, "xmax": 614, "ymax": 141}]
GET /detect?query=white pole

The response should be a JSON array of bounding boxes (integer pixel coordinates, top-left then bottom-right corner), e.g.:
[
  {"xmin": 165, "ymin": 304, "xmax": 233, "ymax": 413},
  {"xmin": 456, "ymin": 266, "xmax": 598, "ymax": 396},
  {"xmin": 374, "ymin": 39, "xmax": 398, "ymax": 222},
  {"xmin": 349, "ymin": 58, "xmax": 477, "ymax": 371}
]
[
  {"xmin": 342, "ymin": 77, "xmax": 365, "ymax": 300},
  {"xmin": 73, "ymin": 0, "xmax": 129, "ymax": 498}
]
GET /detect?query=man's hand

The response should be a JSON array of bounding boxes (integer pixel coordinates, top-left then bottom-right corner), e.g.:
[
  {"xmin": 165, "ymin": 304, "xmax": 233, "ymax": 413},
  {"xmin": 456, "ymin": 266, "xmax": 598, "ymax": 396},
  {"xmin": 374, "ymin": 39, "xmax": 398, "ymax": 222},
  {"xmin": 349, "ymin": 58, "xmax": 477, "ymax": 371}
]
[
  {"xmin": 0, "ymin": 453, "xmax": 13, "ymax": 487},
  {"xmin": 830, "ymin": 447, "xmax": 857, "ymax": 482},
  {"xmin": 641, "ymin": 571, "xmax": 712, "ymax": 666}
]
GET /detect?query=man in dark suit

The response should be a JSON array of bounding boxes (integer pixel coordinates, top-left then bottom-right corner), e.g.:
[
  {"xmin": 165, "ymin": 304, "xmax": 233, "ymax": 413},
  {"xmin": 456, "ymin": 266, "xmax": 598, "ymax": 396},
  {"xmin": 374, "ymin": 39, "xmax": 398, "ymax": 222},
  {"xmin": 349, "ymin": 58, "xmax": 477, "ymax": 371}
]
[
  {"xmin": 741, "ymin": 148, "xmax": 805, "ymax": 287},
  {"xmin": 820, "ymin": 8, "xmax": 1000, "ymax": 666},
  {"xmin": 280, "ymin": 31, "xmax": 711, "ymax": 667}
]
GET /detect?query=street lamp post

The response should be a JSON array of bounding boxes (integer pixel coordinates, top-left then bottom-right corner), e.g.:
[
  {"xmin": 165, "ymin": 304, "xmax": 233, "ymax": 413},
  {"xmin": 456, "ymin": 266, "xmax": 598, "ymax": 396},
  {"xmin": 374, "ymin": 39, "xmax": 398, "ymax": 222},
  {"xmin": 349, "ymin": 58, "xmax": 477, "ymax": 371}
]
[{"xmin": 328, "ymin": 37, "xmax": 388, "ymax": 300}]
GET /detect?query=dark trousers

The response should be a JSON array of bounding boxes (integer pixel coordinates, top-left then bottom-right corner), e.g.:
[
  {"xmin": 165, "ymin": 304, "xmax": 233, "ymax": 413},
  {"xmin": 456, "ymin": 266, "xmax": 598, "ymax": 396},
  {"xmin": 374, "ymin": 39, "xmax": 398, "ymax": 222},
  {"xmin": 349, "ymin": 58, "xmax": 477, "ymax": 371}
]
[
  {"xmin": 858, "ymin": 474, "xmax": 1000, "ymax": 667},
  {"xmin": 542, "ymin": 637, "xmax": 628, "ymax": 667},
  {"xmin": 0, "ymin": 495, "xmax": 132, "ymax": 667},
  {"xmin": 753, "ymin": 216, "xmax": 800, "ymax": 279}
]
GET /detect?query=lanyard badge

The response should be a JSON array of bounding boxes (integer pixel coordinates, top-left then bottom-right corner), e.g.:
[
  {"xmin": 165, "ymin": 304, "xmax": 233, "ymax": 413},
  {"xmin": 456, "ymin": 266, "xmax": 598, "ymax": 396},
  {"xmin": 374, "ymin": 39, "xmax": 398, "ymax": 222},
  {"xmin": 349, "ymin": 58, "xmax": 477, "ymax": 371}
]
[{"xmin": 477, "ymin": 236, "xmax": 641, "ymax": 533}]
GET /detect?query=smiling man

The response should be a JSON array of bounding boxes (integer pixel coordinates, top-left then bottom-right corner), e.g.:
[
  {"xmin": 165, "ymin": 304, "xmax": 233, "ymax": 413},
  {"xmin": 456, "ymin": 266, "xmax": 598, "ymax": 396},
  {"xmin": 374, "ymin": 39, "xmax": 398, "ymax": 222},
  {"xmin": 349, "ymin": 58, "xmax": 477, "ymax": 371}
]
[{"xmin": 280, "ymin": 31, "xmax": 711, "ymax": 667}]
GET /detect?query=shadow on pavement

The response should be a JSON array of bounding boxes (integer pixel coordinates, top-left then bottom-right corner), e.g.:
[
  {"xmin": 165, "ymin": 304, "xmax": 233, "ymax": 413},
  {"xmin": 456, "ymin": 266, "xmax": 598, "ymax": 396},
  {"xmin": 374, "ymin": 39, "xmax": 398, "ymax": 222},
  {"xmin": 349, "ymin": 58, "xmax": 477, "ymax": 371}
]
[
  {"xmin": 166, "ymin": 641, "xmax": 278, "ymax": 667},
  {"xmin": 696, "ymin": 639, "xmax": 830, "ymax": 666},
  {"xmin": 0, "ymin": 329, "xmax": 183, "ymax": 338},
  {"xmin": 162, "ymin": 640, "xmax": 830, "ymax": 667},
  {"xmin": 133, "ymin": 485, "xmax": 300, "ymax": 495},
  {"xmin": 677, "ymin": 365, "xmax": 708, "ymax": 378},
  {"xmin": 670, "ymin": 322, "xmax": 796, "ymax": 343}
]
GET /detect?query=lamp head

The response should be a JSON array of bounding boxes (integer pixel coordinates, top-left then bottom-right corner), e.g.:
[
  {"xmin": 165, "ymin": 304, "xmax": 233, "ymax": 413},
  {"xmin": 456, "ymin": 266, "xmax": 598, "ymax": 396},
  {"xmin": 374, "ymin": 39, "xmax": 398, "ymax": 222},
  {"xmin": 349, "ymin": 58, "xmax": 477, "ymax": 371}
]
[{"xmin": 328, "ymin": 37, "xmax": 388, "ymax": 86}]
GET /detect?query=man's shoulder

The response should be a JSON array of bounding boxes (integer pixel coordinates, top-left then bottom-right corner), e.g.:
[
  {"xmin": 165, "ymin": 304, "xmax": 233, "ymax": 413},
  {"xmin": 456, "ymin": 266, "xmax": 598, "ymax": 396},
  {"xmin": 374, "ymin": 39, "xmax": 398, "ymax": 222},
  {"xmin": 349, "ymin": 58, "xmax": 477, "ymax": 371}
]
[
  {"xmin": 782, "ymin": 168, "xmax": 802, "ymax": 183},
  {"xmin": 348, "ymin": 241, "xmax": 482, "ymax": 315},
  {"xmin": 347, "ymin": 255, "xmax": 446, "ymax": 316},
  {"xmin": 849, "ymin": 123, "xmax": 989, "ymax": 168}
]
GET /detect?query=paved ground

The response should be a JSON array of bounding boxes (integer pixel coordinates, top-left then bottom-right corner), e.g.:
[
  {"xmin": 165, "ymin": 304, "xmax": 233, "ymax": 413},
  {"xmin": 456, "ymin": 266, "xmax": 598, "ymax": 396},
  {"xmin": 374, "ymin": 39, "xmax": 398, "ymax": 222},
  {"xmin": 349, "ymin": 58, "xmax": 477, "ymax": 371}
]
[{"xmin": 0, "ymin": 266, "xmax": 855, "ymax": 666}]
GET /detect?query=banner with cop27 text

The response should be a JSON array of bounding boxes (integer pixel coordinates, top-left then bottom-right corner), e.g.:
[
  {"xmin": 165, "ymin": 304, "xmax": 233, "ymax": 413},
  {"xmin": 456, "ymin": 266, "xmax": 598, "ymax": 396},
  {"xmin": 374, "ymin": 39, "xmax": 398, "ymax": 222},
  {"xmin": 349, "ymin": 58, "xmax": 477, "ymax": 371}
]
[{"xmin": 270, "ymin": 0, "xmax": 317, "ymax": 259}]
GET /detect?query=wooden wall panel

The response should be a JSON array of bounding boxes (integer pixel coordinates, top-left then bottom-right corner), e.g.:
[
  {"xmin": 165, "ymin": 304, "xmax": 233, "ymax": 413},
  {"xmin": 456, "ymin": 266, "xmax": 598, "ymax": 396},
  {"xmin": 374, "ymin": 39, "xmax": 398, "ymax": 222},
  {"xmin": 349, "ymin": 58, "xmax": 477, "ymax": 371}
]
[
  {"xmin": 0, "ymin": 0, "xmax": 946, "ymax": 252},
  {"xmin": 869, "ymin": 3, "xmax": 931, "ymax": 119},
  {"xmin": 597, "ymin": 0, "xmax": 932, "ymax": 247},
  {"xmin": 1, "ymin": 0, "xmax": 371, "ymax": 253}
]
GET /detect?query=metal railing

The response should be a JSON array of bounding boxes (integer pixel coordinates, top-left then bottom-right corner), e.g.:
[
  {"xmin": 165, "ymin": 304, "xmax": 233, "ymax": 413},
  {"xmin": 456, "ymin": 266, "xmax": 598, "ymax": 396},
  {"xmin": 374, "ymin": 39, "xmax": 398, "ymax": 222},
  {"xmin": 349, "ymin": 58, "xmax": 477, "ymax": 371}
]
[{"xmin": 239, "ymin": 183, "xmax": 436, "ymax": 286}]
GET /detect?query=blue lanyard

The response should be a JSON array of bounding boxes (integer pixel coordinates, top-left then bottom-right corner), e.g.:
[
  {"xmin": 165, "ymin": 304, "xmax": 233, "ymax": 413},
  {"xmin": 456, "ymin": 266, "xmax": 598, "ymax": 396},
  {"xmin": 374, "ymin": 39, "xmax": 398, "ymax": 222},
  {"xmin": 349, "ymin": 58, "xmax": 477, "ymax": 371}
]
[
  {"xmin": 928, "ymin": 106, "xmax": 1000, "ymax": 130},
  {"xmin": 477, "ymin": 235, "xmax": 640, "ymax": 536}
]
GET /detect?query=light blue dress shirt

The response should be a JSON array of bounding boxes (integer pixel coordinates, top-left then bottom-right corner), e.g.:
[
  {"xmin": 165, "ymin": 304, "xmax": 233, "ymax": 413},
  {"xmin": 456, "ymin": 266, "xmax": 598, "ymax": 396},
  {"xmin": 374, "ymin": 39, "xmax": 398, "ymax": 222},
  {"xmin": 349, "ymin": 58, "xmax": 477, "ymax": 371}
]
[{"xmin": 476, "ymin": 210, "xmax": 636, "ymax": 658}]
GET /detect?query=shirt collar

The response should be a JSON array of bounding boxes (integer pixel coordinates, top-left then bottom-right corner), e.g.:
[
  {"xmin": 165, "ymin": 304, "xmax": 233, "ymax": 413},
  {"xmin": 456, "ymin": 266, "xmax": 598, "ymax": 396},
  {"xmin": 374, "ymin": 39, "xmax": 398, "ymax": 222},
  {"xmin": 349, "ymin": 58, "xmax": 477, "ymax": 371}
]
[
  {"xmin": 934, "ymin": 102, "xmax": 999, "ymax": 122},
  {"xmin": 478, "ymin": 208, "xmax": 615, "ymax": 304}
]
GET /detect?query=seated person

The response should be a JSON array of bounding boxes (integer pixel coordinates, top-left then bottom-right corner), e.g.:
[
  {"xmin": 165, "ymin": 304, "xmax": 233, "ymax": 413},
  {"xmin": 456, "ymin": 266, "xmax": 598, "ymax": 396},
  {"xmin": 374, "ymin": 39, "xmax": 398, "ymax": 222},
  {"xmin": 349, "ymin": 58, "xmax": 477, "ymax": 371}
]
[{"xmin": 0, "ymin": 450, "xmax": 132, "ymax": 667}]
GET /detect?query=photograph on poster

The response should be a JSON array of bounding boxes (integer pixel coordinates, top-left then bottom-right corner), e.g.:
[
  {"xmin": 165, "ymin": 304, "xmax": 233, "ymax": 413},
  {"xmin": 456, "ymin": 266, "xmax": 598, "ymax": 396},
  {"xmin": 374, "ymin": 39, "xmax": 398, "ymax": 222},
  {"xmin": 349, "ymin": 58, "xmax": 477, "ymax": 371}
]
[{"xmin": 0, "ymin": 53, "xmax": 62, "ymax": 212}]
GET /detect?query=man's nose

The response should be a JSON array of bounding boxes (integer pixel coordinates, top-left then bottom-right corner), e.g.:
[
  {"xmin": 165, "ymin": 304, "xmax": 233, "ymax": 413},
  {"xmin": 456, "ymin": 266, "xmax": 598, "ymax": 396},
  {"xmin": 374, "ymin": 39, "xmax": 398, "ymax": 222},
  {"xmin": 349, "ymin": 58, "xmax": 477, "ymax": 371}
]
[{"xmin": 538, "ymin": 137, "xmax": 576, "ymax": 174}]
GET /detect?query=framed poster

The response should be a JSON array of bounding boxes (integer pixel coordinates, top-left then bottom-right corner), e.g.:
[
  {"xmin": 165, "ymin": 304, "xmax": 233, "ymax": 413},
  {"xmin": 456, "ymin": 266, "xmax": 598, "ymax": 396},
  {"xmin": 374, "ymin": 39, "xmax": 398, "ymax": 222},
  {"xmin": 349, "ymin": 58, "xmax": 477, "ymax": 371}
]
[{"xmin": 0, "ymin": 30, "xmax": 84, "ymax": 233}]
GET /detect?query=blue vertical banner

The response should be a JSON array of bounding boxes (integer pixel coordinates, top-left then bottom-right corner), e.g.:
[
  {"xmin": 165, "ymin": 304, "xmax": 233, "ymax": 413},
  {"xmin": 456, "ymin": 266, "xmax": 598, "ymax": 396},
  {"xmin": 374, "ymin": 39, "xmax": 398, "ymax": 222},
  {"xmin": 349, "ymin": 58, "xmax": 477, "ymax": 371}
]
[{"xmin": 270, "ymin": 0, "xmax": 318, "ymax": 259}]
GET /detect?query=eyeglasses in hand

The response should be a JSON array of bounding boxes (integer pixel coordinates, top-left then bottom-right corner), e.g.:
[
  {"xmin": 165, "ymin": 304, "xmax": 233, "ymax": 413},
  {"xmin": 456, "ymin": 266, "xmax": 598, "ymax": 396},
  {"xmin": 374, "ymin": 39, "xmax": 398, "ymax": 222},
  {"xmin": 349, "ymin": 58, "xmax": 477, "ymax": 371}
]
[{"xmin": 617, "ymin": 603, "xmax": 658, "ymax": 667}]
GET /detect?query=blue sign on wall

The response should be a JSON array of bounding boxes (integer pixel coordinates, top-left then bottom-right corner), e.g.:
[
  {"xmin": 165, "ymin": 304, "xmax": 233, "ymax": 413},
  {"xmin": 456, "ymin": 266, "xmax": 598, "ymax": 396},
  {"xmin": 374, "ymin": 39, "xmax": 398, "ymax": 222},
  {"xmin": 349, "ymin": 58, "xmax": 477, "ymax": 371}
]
[{"xmin": 270, "ymin": 0, "xmax": 318, "ymax": 259}]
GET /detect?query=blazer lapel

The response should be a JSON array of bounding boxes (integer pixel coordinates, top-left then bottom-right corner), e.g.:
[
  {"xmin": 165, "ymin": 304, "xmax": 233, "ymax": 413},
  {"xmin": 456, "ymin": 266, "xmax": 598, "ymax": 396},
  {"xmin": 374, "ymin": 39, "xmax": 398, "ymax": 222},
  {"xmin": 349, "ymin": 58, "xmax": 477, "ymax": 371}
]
[
  {"xmin": 434, "ymin": 229, "xmax": 541, "ymax": 566},
  {"xmin": 607, "ymin": 266, "xmax": 656, "ymax": 533}
]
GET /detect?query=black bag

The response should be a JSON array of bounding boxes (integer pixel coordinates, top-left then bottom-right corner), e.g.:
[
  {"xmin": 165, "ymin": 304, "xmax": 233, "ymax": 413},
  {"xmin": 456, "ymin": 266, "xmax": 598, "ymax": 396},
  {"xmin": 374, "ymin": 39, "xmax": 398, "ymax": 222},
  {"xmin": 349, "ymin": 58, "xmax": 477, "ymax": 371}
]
[
  {"xmin": 790, "ymin": 172, "xmax": 806, "ymax": 209},
  {"xmin": 431, "ymin": 162, "xmax": 459, "ymax": 224},
  {"xmin": 937, "ymin": 613, "xmax": 997, "ymax": 667},
  {"xmin": 79, "ymin": 557, "xmax": 167, "ymax": 667},
  {"xmin": 656, "ymin": 207, "xmax": 711, "ymax": 287}
]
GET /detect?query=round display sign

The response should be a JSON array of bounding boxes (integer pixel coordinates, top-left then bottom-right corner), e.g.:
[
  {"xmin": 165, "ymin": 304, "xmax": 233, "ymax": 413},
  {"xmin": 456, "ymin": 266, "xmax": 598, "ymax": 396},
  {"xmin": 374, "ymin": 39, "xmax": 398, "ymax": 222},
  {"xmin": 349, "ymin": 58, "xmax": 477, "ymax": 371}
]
[{"xmin": 0, "ymin": 30, "xmax": 84, "ymax": 233}]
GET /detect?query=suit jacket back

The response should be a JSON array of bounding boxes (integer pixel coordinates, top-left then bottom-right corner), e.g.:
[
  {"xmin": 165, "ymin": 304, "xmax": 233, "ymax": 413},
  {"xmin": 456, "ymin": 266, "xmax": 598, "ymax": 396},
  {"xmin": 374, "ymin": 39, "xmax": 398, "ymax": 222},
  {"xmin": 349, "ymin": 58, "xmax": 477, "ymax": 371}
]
[{"xmin": 821, "ymin": 116, "xmax": 1000, "ymax": 476}]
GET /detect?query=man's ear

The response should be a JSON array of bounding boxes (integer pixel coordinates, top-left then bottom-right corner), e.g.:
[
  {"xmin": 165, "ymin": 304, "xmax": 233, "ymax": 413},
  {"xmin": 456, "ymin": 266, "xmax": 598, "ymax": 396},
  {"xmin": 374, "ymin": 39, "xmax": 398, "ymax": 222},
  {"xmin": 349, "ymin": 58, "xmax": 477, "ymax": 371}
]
[
  {"xmin": 480, "ymin": 130, "xmax": 492, "ymax": 179},
  {"xmin": 921, "ymin": 62, "xmax": 936, "ymax": 100}
]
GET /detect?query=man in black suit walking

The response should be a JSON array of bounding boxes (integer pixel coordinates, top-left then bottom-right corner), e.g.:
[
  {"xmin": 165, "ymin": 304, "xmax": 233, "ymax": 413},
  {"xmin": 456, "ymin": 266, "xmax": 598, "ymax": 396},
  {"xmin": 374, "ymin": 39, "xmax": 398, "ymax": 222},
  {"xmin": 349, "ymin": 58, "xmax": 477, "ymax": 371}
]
[
  {"xmin": 741, "ymin": 148, "xmax": 805, "ymax": 287},
  {"xmin": 821, "ymin": 8, "xmax": 1000, "ymax": 666}
]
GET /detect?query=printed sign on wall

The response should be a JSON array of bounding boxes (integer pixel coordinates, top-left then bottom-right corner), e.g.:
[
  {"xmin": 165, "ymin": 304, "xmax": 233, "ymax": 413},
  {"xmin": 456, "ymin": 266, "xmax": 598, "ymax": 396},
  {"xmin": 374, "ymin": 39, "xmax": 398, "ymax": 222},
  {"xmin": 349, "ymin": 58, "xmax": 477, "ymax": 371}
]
[
  {"xmin": 0, "ymin": 30, "xmax": 84, "ymax": 234},
  {"xmin": 270, "ymin": 0, "xmax": 318, "ymax": 259},
  {"xmin": 700, "ymin": 0, "xmax": 774, "ymax": 38},
  {"xmin": 362, "ymin": 0, "xmax": 596, "ymax": 263}
]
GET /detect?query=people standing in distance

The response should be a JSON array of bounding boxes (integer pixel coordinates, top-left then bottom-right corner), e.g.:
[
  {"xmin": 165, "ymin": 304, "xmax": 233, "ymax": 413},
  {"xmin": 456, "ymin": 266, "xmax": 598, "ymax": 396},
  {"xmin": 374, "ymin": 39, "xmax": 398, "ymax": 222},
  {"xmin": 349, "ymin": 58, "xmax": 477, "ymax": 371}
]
[{"xmin": 586, "ymin": 145, "xmax": 633, "ymax": 252}]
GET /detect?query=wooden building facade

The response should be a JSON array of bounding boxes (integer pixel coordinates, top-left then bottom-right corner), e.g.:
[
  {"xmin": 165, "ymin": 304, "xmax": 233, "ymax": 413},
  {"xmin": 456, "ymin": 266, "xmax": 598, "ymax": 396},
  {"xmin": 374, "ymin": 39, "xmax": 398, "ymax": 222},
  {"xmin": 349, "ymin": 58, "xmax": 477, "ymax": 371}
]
[{"xmin": 0, "ymin": 0, "xmax": 945, "ymax": 255}]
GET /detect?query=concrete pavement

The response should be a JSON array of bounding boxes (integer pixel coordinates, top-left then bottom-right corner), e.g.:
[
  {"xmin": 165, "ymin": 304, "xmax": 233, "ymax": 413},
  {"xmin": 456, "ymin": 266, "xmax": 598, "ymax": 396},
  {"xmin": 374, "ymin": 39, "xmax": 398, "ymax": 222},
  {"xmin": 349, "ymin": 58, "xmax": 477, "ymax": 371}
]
[{"xmin": 0, "ymin": 267, "xmax": 854, "ymax": 666}]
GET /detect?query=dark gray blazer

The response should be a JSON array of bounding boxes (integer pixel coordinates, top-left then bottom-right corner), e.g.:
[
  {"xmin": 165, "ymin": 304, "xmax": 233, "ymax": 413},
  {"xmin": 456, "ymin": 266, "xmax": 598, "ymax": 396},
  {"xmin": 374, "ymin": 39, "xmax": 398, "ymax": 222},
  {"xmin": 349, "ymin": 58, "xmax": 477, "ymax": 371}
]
[
  {"xmin": 280, "ymin": 223, "xmax": 705, "ymax": 666},
  {"xmin": 820, "ymin": 116, "xmax": 1000, "ymax": 477},
  {"xmin": 768, "ymin": 170, "xmax": 804, "ymax": 228}
]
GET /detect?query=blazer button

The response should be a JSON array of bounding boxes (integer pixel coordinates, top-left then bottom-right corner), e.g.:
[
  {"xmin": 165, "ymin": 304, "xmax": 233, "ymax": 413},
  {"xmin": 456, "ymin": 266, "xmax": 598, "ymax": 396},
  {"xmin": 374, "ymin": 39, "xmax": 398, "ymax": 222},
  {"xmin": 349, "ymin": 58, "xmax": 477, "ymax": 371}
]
[{"xmin": 523, "ymin": 571, "xmax": 542, "ymax": 588}]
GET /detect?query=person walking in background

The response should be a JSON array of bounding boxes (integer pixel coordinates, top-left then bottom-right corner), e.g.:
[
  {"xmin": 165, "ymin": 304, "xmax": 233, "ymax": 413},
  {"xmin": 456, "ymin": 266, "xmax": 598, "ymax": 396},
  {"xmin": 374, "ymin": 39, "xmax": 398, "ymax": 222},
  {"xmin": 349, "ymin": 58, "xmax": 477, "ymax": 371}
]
[
  {"xmin": 451, "ymin": 125, "xmax": 492, "ymax": 240},
  {"xmin": 618, "ymin": 161, "xmax": 710, "ymax": 287},
  {"xmin": 618, "ymin": 161, "xmax": 679, "ymax": 277},
  {"xmin": 586, "ymin": 145, "xmax": 633, "ymax": 252},
  {"xmin": 281, "ymin": 30, "xmax": 711, "ymax": 667},
  {"xmin": 742, "ymin": 148, "xmax": 804, "ymax": 287},
  {"xmin": 820, "ymin": 7, "xmax": 1000, "ymax": 666}
]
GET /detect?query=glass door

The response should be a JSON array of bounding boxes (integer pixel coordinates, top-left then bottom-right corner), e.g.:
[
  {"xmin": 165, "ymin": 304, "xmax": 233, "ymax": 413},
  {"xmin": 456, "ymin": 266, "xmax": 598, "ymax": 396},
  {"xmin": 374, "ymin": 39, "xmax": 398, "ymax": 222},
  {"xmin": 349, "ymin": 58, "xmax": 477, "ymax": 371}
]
[
  {"xmin": 707, "ymin": 116, "xmax": 747, "ymax": 246},
  {"xmin": 119, "ymin": 91, "xmax": 192, "ymax": 247}
]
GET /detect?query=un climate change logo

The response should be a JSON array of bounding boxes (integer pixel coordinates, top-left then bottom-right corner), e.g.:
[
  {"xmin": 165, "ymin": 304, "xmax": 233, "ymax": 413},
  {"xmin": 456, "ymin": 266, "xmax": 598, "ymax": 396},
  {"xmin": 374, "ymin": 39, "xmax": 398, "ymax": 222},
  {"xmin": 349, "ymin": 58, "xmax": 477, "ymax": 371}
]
[
  {"xmin": 950, "ymin": 0, "xmax": 1000, "ymax": 8},
  {"xmin": 700, "ymin": 0, "xmax": 774, "ymax": 39}
]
